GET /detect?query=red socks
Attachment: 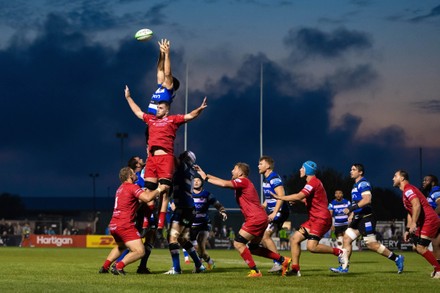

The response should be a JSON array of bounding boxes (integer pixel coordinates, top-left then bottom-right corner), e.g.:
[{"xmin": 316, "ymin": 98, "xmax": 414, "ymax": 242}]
[
  {"xmin": 422, "ymin": 250, "xmax": 440, "ymax": 270},
  {"xmin": 157, "ymin": 211, "xmax": 166, "ymax": 229},
  {"xmin": 240, "ymin": 247, "xmax": 256, "ymax": 268},
  {"xmin": 103, "ymin": 260, "xmax": 112, "ymax": 270},
  {"xmin": 116, "ymin": 261, "xmax": 125, "ymax": 270}
]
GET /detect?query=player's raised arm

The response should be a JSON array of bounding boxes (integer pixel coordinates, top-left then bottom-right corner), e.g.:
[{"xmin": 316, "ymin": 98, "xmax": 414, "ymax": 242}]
[
  {"xmin": 184, "ymin": 97, "xmax": 208, "ymax": 121},
  {"xmin": 124, "ymin": 85, "xmax": 144, "ymax": 120},
  {"xmin": 159, "ymin": 39, "xmax": 174, "ymax": 90},
  {"xmin": 194, "ymin": 165, "xmax": 234, "ymax": 189}
]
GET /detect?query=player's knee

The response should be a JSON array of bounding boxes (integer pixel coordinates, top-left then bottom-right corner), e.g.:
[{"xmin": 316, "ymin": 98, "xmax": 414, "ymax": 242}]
[
  {"xmin": 182, "ymin": 240, "xmax": 194, "ymax": 251},
  {"xmin": 234, "ymin": 234, "xmax": 248, "ymax": 249},
  {"xmin": 131, "ymin": 244, "xmax": 145, "ymax": 258},
  {"xmin": 344, "ymin": 228, "xmax": 358, "ymax": 241},
  {"xmin": 415, "ymin": 244, "xmax": 428, "ymax": 255},
  {"xmin": 415, "ymin": 237, "xmax": 432, "ymax": 254},
  {"xmin": 263, "ymin": 230, "xmax": 272, "ymax": 240},
  {"xmin": 306, "ymin": 236, "xmax": 321, "ymax": 252},
  {"xmin": 168, "ymin": 242, "xmax": 180, "ymax": 251},
  {"xmin": 290, "ymin": 233, "xmax": 301, "ymax": 244},
  {"xmin": 169, "ymin": 228, "xmax": 180, "ymax": 241},
  {"xmin": 363, "ymin": 235, "xmax": 380, "ymax": 251}
]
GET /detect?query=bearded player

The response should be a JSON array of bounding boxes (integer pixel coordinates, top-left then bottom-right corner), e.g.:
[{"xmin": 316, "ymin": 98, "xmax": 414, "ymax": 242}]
[
  {"xmin": 195, "ymin": 162, "xmax": 291, "ymax": 278},
  {"xmin": 394, "ymin": 170, "xmax": 440, "ymax": 278}
]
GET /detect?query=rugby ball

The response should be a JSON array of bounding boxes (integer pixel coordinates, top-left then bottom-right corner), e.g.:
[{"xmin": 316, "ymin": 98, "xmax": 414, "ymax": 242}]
[{"xmin": 135, "ymin": 28, "xmax": 153, "ymax": 42}]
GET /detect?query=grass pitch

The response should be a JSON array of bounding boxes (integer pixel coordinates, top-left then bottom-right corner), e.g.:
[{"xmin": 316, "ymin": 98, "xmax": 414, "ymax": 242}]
[{"xmin": 0, "ymin": 247, "xmax": 438, "ymax": 292}]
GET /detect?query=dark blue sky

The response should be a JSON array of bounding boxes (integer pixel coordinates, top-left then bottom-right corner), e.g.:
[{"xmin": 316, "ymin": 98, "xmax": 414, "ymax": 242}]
[{"xmin": 1, "ymin": 1, "xmax": 440, "ymax": 203}]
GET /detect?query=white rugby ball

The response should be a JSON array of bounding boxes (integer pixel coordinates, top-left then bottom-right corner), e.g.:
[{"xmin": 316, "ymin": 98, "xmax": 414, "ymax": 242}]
[{"xmin": 134, "ymin": 28, "xmax": 153, "ymax": 42}]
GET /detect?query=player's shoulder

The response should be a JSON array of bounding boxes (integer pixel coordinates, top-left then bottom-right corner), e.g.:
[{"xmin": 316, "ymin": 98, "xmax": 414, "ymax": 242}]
[
  {"xmin": 268, "ymin": 172, "xmax": 283, "ymax": 184},
  {"xmin": 358, "ymin": 178, "xmax": 371, "ymax": 189},
  {"xmin": 431, "ymin": 186, "xmax": 440, "ymax": 194},
  {"xmin": 404, "ymin": 184, "xmax": 418, "ymax": 196}
]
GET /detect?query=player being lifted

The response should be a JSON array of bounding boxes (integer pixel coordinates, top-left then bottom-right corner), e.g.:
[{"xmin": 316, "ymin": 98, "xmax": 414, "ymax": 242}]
[{"xmin": 124, "ymin": 85, "xmax": 207, "ymax": 238}]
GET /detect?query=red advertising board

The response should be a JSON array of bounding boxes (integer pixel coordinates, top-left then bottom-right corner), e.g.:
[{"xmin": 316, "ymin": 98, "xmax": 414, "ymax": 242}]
[{"xmin": 29, "ymin": 235, "xmax": 87, "ymax": 248}]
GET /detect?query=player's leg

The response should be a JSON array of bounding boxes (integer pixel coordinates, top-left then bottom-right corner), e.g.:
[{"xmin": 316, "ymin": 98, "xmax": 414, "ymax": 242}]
[
  {"xmin": 357, "ymin": 216, "xmax": 403, "ymax": 272},
  {"xmin": 414, "ymin": 232, "xmax": 440, "ymax": 277},
  {"xmin": 335, "ymin": 225, "xmax": 347, "ymax": 249},
  {"xmin": 432, "ymin": 231, "xmax": 440, "ymax": 266},
  {"xmin": 233, "ymin": 229, "xmax": 262, "ymax": 277},
  {"xmin": 262, "ymin": 223, "xmax": 282, "ymax": 273},
  {"xmin": 180, "ymin": 228, "xmax": 205, "ymax": 272},
  {"xmin": 287, "ymin": 229, "xmax": 305, "ymax": 276},
  {"xmin": 188, "ymin": 226, "xmax": 199, "ymax": 264},
  {"xmin": 137, "ymin": 228, "xmax": 156, "ymax": 274},
  {"xmin": 197, "ymin": 230, "xmax": 214, "ymax": 268},
  {"xmin": 156, "ymin": 168, "xmax": 173, "ymax": 231},
  {"xmin": 114, "ymin": 239, "xmax": 145, "ymax": 275},
  {"xmin": 99, "ymin": 243, "xmax": 125, "ymax": 273},
  {"xmin": 305, "ymin": 217, "xmax": 343, "ymax": 256},
  {"xmin": 165, "ymin": 219, "xmax": 184, "ymax": 274}
]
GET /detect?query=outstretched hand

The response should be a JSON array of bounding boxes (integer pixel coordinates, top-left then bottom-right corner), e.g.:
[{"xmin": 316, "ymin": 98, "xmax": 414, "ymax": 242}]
[
  {"xmin": 158, "ymin": 39, "xmax": 170, "ymax": 54},
  {"xmin": 193, "ymin": 164, "xmax": 206, "ymax": 179},
  {"xmin": 200, "ymin": 97, "xmax": 208, "ymax": 109},
  {"xmin": 125, "ymin": 85, "xmax": 131, "ymax": 99}
]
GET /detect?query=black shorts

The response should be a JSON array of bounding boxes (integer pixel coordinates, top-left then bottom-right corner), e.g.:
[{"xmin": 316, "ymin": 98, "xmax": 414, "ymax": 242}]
[
  {"xmin": 348, "ymin": 214, "xmax": 376, "ymax": 237},
  {"xmin": 334, "ymin": 225, "xmax": 348, "ymax": 236},
  {"xmin": 190, "ymin": 223, "xmax": 211, "ymax": 241},
  {"xmin": 268, "ymin": 210, "xmax": 290, "ymax": 232},
  {"xmin": 170, "ymin": 207, "xmax": 195, "ymax": 228}
]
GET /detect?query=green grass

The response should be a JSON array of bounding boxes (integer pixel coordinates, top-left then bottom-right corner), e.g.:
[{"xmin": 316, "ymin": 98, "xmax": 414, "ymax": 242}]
[{"xmin": 0, "ymin": 247, "xmax": 438, "ymax": 292}]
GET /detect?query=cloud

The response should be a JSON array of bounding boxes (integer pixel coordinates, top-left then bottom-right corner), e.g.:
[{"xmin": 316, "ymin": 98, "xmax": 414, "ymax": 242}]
[
  {"xmin": 284, "ymin": 27, "xmax": 373, "ymax": 59},
  {"xmin": 0, "ymin": 12, "xmax": 165, "ymax": 196},
  {"xmin": 411, "ymin": 99, "xmax": 440, "ymax": 113},
  {"xmin": 326, "ymin": 64, "xmax": 379, "ymax": 91},
  {"xmin": 410, "ymin": 4, "xmax": 440, "ymax": 22},
  {"xmin": 0, "ymin": 10, "xmax": 438, "ymax": 202}
]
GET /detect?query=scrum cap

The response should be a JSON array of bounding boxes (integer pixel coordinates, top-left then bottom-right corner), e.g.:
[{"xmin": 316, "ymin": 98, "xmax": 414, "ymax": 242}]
[{"xmin": 303, "ymin": 160, "xmax": 317, "ymax": 176}]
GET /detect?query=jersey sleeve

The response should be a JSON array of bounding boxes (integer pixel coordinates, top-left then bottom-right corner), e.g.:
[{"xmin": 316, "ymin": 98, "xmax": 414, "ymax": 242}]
[
  {"xmin": 142, "ymin": 113, "xmax": 153, "ymax": 124},
  {"xmin": 301, "ymin": 183, "xmax": 314, "ymax": 197},
  {"xmin": 357, "ymin": 181, "xmax": 372, "ymax": 193},
  {"xmin": 231, "ymin": 178, "xmax": 247, "ymax": 190},
  {"xmin": 269, "ymin": 176, "xmax": 283, "ymax": 189},
  {"xmin": 132, "ymin": 185, "xmax": 144, "ymax": 199},
  {"xmin": 404, "ymin": 188, "xmax": 417, "ymax": 201},
  {"xmin": 328, "ymin": 202, "xmax": 334, "ymax": 211},
  {"xmin": 173, "ymin": 114, "xmax": 186, "ymax": 126},
  {"xmin": 432, "ymin": 189, "xmax": 440, "ymax": 202}
]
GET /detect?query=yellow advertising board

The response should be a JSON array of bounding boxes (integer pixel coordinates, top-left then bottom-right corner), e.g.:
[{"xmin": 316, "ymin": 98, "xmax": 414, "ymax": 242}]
[{"xmin": 86, "ymin": 235, "xmax": 116, "ymax": 248}]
